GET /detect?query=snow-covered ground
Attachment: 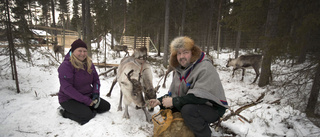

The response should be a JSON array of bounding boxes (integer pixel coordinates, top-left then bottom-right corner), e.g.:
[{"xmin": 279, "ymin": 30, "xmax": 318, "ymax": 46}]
[{"xmin": 0, "ymin": 38, "xmax": 319, "ymax": 137}]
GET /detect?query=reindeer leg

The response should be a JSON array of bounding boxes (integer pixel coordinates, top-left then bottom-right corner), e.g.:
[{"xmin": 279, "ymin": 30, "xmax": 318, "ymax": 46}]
[
  {"xmin": 123, "ymin": 104, "xmax": 130, "ymax": 119},
  {"xmin": 106, "ymin": 78, "xmax": 117, "ymax": 97},
  {"xmin": 142, "ymin": 107, "xmax": 152, "ymax": 123},
  {"xmin": 124, "ymin": 51, "xmax": 129, "ymax": 57},
  {"xmin": 118, "ymin": 90, "xmax": 123, "ymax": 111},
  {"xmin": 252, "ymin": 66, "xmax": 260, "ymax": 83},
  {"xmin": 241, "ymin": 68, "xmax": 245, "ymax": 81},
  {"xmin": 232, "ymin": 68, "xmax": 237, "ymax": 78}
]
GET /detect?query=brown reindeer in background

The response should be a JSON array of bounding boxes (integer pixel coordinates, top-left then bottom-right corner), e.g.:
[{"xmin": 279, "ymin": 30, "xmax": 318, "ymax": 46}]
[
  {"xmin": 111, "ymin": 45, "xmax": 129, "ymax": 57},
  {"xmin": 226, "ymin": 54, "xmax": 263, "ymax": 83},
  {"xmin": 53, "ymin": 45, "xmax": 64, "ymax": 60}
]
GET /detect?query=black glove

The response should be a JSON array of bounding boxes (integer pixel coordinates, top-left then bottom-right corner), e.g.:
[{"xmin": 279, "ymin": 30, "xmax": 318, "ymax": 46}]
[
  {"xmin": 92, "ymin": 93, "xmax": 99, "ymax": 100},
  {"xmin": 91, "ymin": 93, "xmax": 100, "ymax": 108}
]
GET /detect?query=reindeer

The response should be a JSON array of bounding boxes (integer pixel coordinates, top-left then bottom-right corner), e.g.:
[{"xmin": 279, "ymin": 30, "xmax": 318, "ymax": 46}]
[
  {"xmin": 53, "ymin": 45, "xmax": 64, "ymax": 60},
  {"xmin": 132, "ymin": 46, "xmax": 148, "ymax": 60},
  {"xmin": 226, "ymin": 54, "xmax": 263, "ymax": 83},
  {"xmin": 111, "ymin": 45, "xmax": 129, "ymax": 57},
  {"xmin": 107, "ymin": 56, "xmax": 159, "ymax": 122}
]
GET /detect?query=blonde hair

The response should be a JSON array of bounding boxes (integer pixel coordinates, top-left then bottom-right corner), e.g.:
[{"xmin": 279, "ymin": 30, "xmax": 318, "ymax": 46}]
[{"xmin": 70, "ymin": 53, "xmax": 93, "ymax": 74}]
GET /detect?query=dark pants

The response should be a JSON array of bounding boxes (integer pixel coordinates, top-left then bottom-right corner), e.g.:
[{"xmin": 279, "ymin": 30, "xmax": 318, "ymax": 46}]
[
  {"xmin": 181, "ymin": 104, "xmax": 225, "ymax": 137},
  {"xmin": 60, "ymin": 98, "xmax": 110, "ymax": 125}
]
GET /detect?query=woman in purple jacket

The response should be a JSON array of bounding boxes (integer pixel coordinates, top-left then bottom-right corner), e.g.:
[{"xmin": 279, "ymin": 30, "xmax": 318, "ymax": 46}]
[{"xmin": 57, "ymin": 39, "xmax": 110, "ymax": 125}]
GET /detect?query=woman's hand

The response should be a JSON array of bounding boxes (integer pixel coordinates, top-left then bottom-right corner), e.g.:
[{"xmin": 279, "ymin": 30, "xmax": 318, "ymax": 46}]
[
  {"xmin": 89, "ymin": 101, "xmax": 94, "ymax": 106},
  {"xmin": 148, "ymin": 99, "xmax": 160, "ymax": 108},
  {"xmin": 89, "ymin": 99, "xmax": 98, "ymax": 106}
]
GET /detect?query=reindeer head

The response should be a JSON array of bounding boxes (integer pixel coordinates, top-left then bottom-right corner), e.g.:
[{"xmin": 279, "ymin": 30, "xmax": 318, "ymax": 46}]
[
  {"xmin": 143, "ymin": 85, "xmax": 160, "ymax": 112},
  {"xmin": 125, "ymin": 69, "xmax": 145, "ymax": 107},
  {"xmin": 139, "ymin": 68, "xmax": 160, "ymax": 101},
  {"xmin": 226, "ymin": 58, "xmax": 232, "ymax": 67},
  {"xmin": 144, "ymin": 85, "xmax": 160, "ymax": 101}
]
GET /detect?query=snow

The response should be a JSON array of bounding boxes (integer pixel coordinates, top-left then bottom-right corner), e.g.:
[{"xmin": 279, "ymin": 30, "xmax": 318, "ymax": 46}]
[
  {"xmin": 31, "ymin": 29, "xmax": 51, "ymax": 36},
  {"xmin": 1, "ymin": 36, "xmax": 320, "ymax": 137}
]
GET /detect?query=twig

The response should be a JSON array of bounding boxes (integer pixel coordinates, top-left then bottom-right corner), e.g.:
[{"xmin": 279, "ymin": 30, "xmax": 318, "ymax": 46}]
[
  {"xmin": 270, "ymin": 99, "xmax": 281, "ymax": 105},
  {"xmin": 49, "ymin": 92, "xmax": 58, "ymax": 97},
  {"xmin": 16, "ymin": 126, "xmax": 38, "ymax": 134}
]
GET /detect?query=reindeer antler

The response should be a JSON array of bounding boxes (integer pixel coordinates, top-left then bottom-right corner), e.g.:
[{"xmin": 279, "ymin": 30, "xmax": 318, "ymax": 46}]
[
  {"xmin": 125, "ymin": 70, "xmax": 134, "ymax": 82},
  {"xmin": 138, "ymin": 71, "xmax": 142, "ymax": 82}
]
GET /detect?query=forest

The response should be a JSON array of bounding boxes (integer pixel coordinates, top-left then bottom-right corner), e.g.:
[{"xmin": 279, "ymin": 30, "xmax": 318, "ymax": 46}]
[{"xmin": 1, "ymin": 0, "xmax": 320, "ymax": 133}]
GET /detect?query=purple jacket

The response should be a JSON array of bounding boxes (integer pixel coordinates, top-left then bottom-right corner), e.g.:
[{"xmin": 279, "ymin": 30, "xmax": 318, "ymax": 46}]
[{"xmin": 58, "ymin": 51, "xmax": 100, "ymax": 106}]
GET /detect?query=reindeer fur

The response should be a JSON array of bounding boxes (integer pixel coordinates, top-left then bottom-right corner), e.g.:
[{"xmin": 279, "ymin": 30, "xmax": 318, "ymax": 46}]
[
  {"xmin": 226, "ymin": 54, "xmax": 262, "ymax": 83},
  {"xmin": 133, "ymin": 46, "xmax": 148, "ymax": 60}
]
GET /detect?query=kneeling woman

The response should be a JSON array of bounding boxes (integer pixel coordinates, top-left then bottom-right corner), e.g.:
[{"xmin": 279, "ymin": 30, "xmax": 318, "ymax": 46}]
[{"xmin": 57, "ymin": 39, "xmax": 110, "ymax": 125}]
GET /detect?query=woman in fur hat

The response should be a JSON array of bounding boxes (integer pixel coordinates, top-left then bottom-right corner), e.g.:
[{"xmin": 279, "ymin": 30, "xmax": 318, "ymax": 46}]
[
  {"xmin": 57, "ymin": 39, "xmax": 110, "ymax": 125},
  {"xmin": 149, "ymin": 36, "xmax": 228, "ymax": 137}
]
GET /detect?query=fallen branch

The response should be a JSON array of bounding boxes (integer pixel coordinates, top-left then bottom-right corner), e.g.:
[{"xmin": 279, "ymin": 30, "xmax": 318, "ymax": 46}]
[
  {"xmin": 99, "ymin": 67, "xmax": 118, "ymax": 76},
  {"xmin": 270, "ymin": 99, "xmax": 281, "ymax": 105},
  {"xmin": 212, "ymin": 92, "xmax": 265, "ymax": 131},
  {"xmin": 222, "ymin": 92, "xmax": 265, "ymax": 122}
]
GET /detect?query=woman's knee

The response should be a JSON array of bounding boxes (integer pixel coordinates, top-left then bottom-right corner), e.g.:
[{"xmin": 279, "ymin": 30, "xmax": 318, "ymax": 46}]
[
  {"xmin": 78, "ymin": 110, "xmax": 95, "ymax": 124},
  {"xmin": 96, "ymin": 99, "xmax": 111, "ymax": 113}
]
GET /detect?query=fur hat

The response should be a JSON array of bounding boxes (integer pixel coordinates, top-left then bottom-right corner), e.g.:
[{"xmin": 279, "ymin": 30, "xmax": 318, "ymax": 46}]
[
  {"xmin": 169, "ymin": 36, "xmax": 202, "ymax": 68},
  {"xmin": 70, "ymin": 39, "xmax": 87, "ymax": 52}
]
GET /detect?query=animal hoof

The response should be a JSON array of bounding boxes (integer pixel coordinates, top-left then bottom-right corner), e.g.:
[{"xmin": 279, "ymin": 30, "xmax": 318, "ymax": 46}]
[
  {"xmin": 106, "ymin": 93, "xmax": 111, "ymax": 97},
  {"xmin": 135, "ymin": 105, "xmax": 141, "ymax": 109},
  {"xmin": 123, "ymin": 114, "xmax": 130, "ymax": 119},
  {"xmin": 147, "ymin": 118, "xmax": 152, "ymax": 123},
  {"xmin": 118, "ymin": 107, "xmax": 122, "ymax": 111}
]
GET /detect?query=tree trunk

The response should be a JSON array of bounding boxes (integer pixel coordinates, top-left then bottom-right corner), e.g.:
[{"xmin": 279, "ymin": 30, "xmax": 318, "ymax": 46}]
[
  {"xmin": 5, "ymin": 0, "xmax": 20, "ymax": 93},
  {"xmin": 296, "ymin": 33, "xmax": 309, "ymax": 64},
  {"xmin": 111, "ymin": 0, "xmax": 114, "ymax": 49},
  {"xmin": 62, "ymin": 13, "xmax": 66, "ymax": 48},
  {"xmin": 123, "ymin": 0, "xmax": 126, "ymax": 36},
  {"xmin": 206, "ymin": 0, "xmax": 214, "ymax": 55},
  {"xmin": 216, "ymin": 0, "xmax": 222, "ymax": 59},
  {"xmin": 306, "ymin": 61, "xmax": 320, "ymax": 116},
  {"xmin": 51, "ymin": 0, "xmax": 57, "ymax": 46},
  {"xmin": 157, "ymin": 28, "xmax": 161, "ymax": 56},
  {"xmin": 82, "ymin": 0, "xmax": 86, "ymax": 39},
  {"xmin": 180, "ymin": 0, "xmax": 186, "ymax": 36},
  {"xmin": 235, "ymin": 29, "xmax": 241, "ymax": 58},
  {"xmin": 85, "ymin": 0, "xmax": 92, "ymax": 57},
  {"xmin": 217, "ymin": 24, "xmax": 221, "ymax": 59},
  {"xmin": 104, "ymin": 32, "xmax": 107, "ymax": 63},
  {"xmin": 163, "ymin": 0, "xmax": 170, "ymax": 68},
  {"xmin": 258, "ymin": 0, "xmax": 279, "ymax": 87}
]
